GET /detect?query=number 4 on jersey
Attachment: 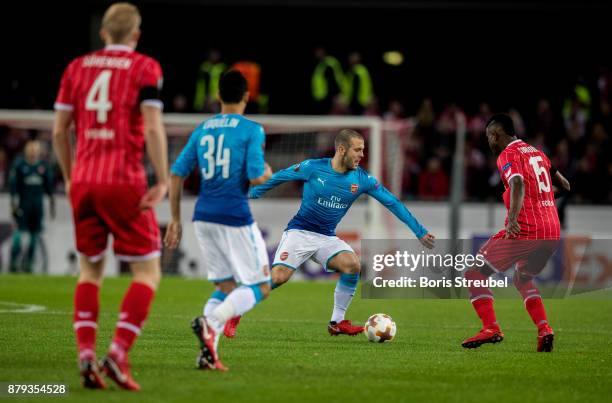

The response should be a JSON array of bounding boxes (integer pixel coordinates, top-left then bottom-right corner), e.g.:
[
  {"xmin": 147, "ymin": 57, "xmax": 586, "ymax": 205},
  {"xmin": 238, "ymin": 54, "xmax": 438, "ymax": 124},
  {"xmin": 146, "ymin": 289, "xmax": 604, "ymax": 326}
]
[{"xmin": 85, "ymin": 70, "xmax": 113, "ymax": 124}]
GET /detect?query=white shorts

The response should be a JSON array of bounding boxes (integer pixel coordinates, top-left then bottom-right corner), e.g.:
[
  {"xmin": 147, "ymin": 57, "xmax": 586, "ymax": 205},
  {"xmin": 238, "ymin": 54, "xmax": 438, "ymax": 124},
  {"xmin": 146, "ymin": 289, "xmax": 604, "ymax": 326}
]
[
  {"xmin": 272, "ymin": 229, "xmax": 354, "ymax": 271},
  {"xmin": 194, "ymin": 221, "xmax": 270, "ymax": 285}
]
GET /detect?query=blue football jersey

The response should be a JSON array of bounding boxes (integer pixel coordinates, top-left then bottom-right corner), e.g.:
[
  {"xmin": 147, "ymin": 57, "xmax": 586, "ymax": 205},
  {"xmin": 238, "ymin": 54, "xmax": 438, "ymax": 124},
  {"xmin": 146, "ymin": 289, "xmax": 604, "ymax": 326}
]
[
  {"xmin": 171, "ymin": 114, "xmax": 265, "ymax": 226},
  {"xmin": 250, "ymin": 158, "xmax": 427, "ymax": 238}
]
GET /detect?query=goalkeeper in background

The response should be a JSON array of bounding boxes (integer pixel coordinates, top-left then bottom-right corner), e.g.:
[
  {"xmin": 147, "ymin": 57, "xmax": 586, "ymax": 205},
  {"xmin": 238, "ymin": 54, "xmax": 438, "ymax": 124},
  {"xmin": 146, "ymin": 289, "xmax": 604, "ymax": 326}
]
[{"xmin": 9, "ymin": 139, "xmax": 55, "ymax": 273}]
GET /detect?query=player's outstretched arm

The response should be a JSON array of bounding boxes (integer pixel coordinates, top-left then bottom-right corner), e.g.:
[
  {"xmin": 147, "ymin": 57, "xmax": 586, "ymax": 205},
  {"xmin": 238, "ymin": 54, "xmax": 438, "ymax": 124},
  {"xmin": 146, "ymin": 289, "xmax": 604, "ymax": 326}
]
[
  {"xmin": 52, "ymin": 109, "xmax": 74, "ymax": 196},
  {"xmin": 140, "ymin": 105, "xmax": 169, "ymax": 209},
  {"xmin": 505, "ymin": 175, "xmax": 524, "ymax": 238},
  {"xmin": 249, "ymin": 160, "xmax": 313, "ymax": 199},
  {"xmin": 367, "ymin": 179, "xmax": 435, "ymax": 248}
]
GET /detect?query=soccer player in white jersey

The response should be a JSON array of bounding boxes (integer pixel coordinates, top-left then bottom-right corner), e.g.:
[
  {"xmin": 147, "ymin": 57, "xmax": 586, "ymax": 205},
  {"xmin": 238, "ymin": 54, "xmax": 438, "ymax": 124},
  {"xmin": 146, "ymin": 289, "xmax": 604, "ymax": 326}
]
[
  {"xmin": 165, "ymin": 70, "xmax": 272, "ymax": 370},
  {"xmin": 250, "ymin": 130, "xmax": 435, "ymax": 335}
]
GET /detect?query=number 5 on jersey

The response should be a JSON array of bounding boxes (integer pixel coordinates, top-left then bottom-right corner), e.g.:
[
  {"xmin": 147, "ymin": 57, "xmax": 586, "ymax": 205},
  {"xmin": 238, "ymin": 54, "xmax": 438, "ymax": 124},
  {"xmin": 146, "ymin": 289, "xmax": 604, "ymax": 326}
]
[
  {"xmin": 529, "ymin": 156, "xmax": 551, "ymax": 193},
  {"xmin": 201, "ymin": 134, "xmax": 231, "ymax": 179}
]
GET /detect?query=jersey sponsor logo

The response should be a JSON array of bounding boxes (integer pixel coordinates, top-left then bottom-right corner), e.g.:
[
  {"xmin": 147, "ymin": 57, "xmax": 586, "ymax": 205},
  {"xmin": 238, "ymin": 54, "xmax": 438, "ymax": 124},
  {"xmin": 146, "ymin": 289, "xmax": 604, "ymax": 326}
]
[
  {"xmin": 317, "ymin": 177, "xmax": 326, "ymax": 186},
  {"xmin": 24, "ymin": 175, "xmax": 43, "ymax": 185},
  {"xmin": 351, "ymin": 184, "xmax": 358, "ymax": 193},
  {"xmin": 502, "ymin": 162, "xmax": 512, "ymax": 172},
  {"xmin": 280, "ymin": 251, "xmax": 289, "ymax": 261},
  {"xmin": 317, "ymin": 195, "xmax": 348, "ymax": 209}
]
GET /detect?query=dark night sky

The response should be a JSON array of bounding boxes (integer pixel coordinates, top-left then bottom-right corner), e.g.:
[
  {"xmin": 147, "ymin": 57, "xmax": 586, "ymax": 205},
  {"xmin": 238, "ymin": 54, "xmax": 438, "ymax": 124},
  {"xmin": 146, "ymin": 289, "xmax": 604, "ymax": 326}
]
[{"xmin": 2, "ymin": 0, "xmax": 611, "ymax": 116}]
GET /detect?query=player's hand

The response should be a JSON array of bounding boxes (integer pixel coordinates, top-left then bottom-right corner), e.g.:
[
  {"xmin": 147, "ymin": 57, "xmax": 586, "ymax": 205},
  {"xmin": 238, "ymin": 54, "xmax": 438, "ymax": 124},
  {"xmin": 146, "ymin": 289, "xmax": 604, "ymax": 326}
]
[
  {"xmin": 264, "ymin": 162, "xmax": 273, "ymax": 178},
  {"xmin": 139, "ymin": 181, "xmax": 168, "ymax": 210},
  {"xmin": 504, "ymin": 219, "xmax": 521, "ymax": 239},
  {"xmin": 419, "ymin": 233, "xmax": 435, "ymax": 249},
  {"xmin": 164, "ymin": 220, "xmax": 182, "ymax": 249}
]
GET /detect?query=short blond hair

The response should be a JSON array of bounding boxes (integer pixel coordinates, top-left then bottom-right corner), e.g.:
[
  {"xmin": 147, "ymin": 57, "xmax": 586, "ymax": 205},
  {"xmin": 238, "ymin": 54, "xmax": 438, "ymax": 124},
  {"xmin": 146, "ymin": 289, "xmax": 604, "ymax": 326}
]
[{"xmin": 102, "ymin": 3, "xmax": 141, "ymax": 43}]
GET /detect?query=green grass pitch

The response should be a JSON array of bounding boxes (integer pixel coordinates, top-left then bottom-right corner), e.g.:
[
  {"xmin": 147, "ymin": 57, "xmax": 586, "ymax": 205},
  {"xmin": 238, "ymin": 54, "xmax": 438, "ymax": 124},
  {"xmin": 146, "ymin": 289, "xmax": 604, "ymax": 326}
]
[{"xmin": 1, "ymin": 275, "xmax": 611, "ymax": 403}]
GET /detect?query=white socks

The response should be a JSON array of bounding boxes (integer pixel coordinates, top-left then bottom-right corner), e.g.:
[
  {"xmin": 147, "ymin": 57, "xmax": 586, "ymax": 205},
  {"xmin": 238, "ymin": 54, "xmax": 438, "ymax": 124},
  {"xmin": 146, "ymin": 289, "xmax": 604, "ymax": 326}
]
[
  {"xmin": 331, "ymin": 289, "xmax": 354, "ymax": 323},
  {"xmin": 208, "ymin": 286, "xmax": 257, "ymax": 331}
]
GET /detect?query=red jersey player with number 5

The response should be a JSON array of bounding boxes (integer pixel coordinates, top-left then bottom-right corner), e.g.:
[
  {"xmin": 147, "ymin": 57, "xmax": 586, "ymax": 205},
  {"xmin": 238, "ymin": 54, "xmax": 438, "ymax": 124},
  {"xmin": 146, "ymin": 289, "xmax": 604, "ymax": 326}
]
[
  {"xmin": 462, "ymin": 114, "xmax": 570, "ymax": 352},
  {"xmin": 52, "ymin": 3, "xmax": 168, "ymax": 391}
]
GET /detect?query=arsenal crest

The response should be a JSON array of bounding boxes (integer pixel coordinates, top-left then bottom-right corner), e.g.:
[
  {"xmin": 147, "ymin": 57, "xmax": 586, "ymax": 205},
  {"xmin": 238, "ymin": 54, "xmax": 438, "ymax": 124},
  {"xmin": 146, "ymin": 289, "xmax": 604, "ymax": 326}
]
[{"xmin": 351, "ymin": 184, "xmax": 358, "ymax": 193}]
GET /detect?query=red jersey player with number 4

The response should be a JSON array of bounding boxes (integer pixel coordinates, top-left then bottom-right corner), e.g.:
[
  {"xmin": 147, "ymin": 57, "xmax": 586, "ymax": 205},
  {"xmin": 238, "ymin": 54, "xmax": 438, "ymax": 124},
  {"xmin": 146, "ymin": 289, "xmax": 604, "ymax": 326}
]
[
  {"xmin": 52, "ymin": 3, "xmax": 168, "ymax": 391},
  {"xmin": 462, "ymin": 114, "xmax": 570, "ymax": 352}
]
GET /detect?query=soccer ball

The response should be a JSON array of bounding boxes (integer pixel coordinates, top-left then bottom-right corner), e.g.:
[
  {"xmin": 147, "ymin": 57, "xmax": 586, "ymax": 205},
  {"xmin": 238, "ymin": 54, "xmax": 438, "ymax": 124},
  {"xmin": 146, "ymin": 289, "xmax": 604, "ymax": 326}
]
[{"xmin": 364, "ymin": 313, "xmax": 397, "ymax": 343}]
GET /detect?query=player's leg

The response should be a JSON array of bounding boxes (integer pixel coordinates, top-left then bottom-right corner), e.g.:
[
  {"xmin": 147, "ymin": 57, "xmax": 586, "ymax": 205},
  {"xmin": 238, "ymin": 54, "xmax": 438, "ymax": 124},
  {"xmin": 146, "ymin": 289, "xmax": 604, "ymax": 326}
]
[
  {"xmin": 204, "ymin": 279, "xmax": 241, "ymax": 338},
  {"xmin": 514, "ymin": 240, "xmax": 558, "ymax": 352},
  {"xmin": 98, "ymin": 184, "xmax": 162, "ymax": 390},
  {"xmin": 461, "ymin": 264, "xmax": 504, "ymax": 348},
  {"xmin": 23, "ymin": 207, "xmax": 43, "ymax": 273},
  {"xmin": 70, "ymin": 184, "xmax": 108, "ymax": 389},
  {"xmin": 271, "ymin": 265, "xmax": 295, "ymax": 288},
  {"xmin": 195, "ymin": 222, "xmax": 272, "ymax": 370},
  {"xmin": 75, "ymin": 255, "xmax": 107, "ymax": 389},
  {"xmin": 24, "ymin": 231, "xmax": 39, "ymax": 273},
  {"xmin": 9, "ymin": 230, "xmax": 22, "ymax": 272},
  {"xmin": 314, "ymin": 237, "xmax": 363, "ymax": 336},
  {"xmin": 270, "ymin": 230, "xmax": 310, "ymax": 289},
  {"xmin": 462, "ymin": 233, "xmax": 517, "ymax": 348}
]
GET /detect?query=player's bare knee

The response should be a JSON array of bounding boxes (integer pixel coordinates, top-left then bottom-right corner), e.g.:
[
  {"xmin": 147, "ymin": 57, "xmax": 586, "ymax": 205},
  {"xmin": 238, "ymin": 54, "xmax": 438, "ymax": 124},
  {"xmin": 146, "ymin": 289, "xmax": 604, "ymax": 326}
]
[
  {"xmin": 216, "ymin": 279, "xmax": 238, "ymax": 294},
  {"xmin": 271, "ymin": 265, "xmax": 292, "ymax": 286},
  {"xmin": 130, "ymin": 258, "xmax": 162, "ymax": 290},
  {"xmin": 79, "ymin": 257, "xmax": 104, "ymax": 284},
  {"xmin": 331, "ymin": 253, "xmax": 361, "ymax": 274}
]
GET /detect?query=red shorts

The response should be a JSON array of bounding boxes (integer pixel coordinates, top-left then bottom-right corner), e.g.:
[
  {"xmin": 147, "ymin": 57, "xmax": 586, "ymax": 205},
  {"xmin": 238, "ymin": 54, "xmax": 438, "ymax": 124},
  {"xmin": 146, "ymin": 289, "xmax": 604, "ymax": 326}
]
[
  {"xmin": 478, "ymin": 230, "xmax": 559, "ymax": 276},
  {"xmin": 70, "ymin": 183, "xmax": 161, "ymax": 261}
]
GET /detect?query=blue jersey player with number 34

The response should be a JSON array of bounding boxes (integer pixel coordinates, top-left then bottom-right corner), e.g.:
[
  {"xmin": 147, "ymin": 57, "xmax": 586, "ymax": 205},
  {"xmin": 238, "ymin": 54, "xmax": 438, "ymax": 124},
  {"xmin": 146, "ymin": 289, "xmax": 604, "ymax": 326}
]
[
  {"xmin": 250, "ymin": 129, "xmax": 436, "ymax": 336},
  {"xmin": 165, "ymin": 70, "xmax": 273, "ymax": 371}
]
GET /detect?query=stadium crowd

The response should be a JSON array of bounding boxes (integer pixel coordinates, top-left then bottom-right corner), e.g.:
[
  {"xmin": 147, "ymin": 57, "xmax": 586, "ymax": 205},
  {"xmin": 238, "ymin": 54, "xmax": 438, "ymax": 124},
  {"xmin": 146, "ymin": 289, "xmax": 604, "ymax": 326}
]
[{"xmin": 1, "ymin": 61, "xmax": 610, "ymax": 205}]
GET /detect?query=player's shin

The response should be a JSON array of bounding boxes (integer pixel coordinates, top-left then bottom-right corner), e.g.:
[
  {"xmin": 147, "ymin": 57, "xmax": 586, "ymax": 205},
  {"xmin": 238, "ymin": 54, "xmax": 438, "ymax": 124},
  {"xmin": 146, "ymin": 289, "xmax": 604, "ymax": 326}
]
[
  {"xmin": 73, "ymin": 282, "xmax": 100, "ymax": 360},
  {"xmin": 110, "ymin": 282, "xmax": 155, "ymax": 357},
  {"xmin": 514, "ymin": 273, "xmax": 549, "ymax": 328},
  {"xmin": 465, "ymin": 268, "xmax": 498, "ymax": 329},
  {"xmin": 331, "ymin": 273, "xmax": 359, "ymax": 323},
  {"xmin": 204, "ymin": 290, "xmax": 227, "ymax": 316},
  {"xmin": 210, "ymin": 285, "xmax": 264, "ymax": 329}
]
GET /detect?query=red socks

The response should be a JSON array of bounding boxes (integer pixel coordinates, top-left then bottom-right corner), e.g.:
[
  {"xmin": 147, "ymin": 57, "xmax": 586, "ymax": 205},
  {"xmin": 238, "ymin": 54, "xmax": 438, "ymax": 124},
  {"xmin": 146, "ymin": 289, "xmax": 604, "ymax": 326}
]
[
  {"xmin": 73, "ymin": 282, "xmax": 99, "ymax": 359},
  {"xmin": 471, "ymin": 297, "xmax": 498, "ymax": 329},
  {"xmin": 111, "ymin": 282, "xmax": 155, "ymax": 353},
  {"xmin": 515, "ymin": 277, "xmax": 549, "ymax": 328},
  {"xmin": 465, "ymin": 269, "xmax": 497, "ymax": 329}
]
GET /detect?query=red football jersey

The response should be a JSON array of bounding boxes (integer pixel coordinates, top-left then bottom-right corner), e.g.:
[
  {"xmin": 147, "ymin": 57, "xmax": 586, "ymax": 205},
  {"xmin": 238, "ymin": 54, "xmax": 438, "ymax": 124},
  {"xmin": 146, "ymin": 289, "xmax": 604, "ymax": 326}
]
[
  {"xmin": 496, "ymin": 139, "xmax": 560, "ymax": 240},
  {"xmin": 55, "ymin": 45, "xmax": 163, "ymax": 186}
]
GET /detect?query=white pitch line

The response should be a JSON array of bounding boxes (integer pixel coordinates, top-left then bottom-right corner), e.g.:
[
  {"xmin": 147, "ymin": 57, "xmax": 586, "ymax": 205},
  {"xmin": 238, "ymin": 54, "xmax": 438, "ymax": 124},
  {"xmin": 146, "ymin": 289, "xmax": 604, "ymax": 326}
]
[{"xmin": 0, "ymin": 301, "xmax": 47, "ymax": 314}]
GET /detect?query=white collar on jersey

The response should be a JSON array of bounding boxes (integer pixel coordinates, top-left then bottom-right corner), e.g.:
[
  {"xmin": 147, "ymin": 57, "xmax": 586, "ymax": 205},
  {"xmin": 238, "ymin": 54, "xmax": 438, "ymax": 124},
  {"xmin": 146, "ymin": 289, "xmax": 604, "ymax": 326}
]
[
  {"xmin": 104, "ymin": 44, "xmax": 134, "ymax": 52},
  {"xmin": 507, "ymin": 139, "xmax": 522, "ymax": 147}
]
